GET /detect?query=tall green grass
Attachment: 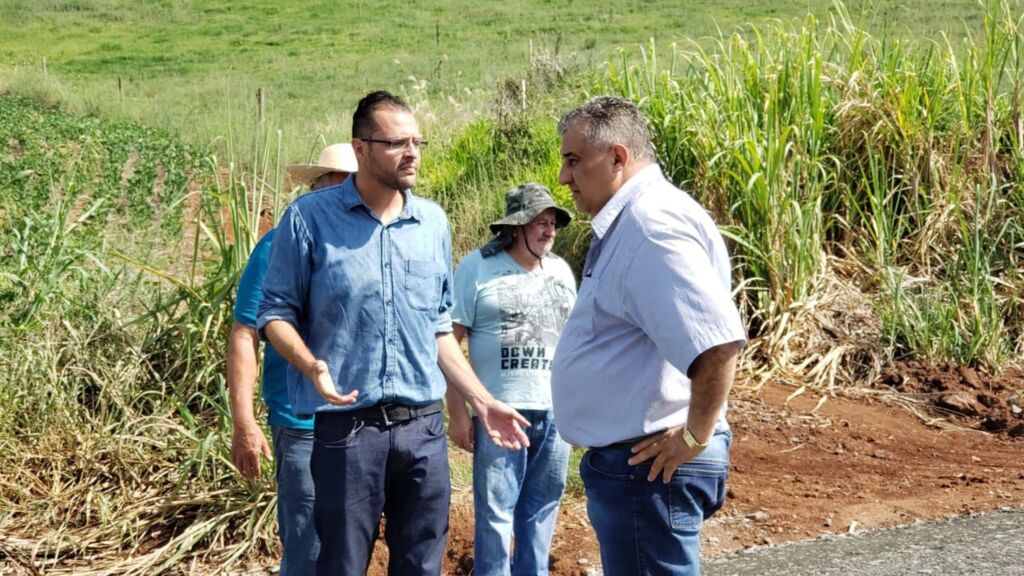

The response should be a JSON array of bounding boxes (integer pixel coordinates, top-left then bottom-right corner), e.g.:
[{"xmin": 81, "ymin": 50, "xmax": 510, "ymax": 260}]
[
  {"xmin": 0, "ymin": 96, "xmax": 288, "ymax": 573},
  {"xmin": 603, "ymin": 1, "xmax": 1024, "ymax": 381},
  {"xmin": 418, "ymin": 60, "xmax": 592, "ymax": 262}
]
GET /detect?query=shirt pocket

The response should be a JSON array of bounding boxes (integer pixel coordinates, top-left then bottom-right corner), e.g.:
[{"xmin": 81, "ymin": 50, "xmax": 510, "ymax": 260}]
[
  {"xmin": 576, "ymin": 273, "xmax": 602, "ymax": 339},
  {"xmin": 405, "ymin": 259, "xmax": 442, "ymax": 312}
]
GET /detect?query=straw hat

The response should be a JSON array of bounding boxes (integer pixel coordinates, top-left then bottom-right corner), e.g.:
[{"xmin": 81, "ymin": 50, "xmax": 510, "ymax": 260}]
[{"xmin": 286, "ymin": 143, "xmax": 358, "ymax": 186}]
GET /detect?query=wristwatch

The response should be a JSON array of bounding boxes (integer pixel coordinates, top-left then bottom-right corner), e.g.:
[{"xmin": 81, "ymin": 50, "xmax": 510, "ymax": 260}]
[{"xmin": 682, "ymin": 427, "xmax": 710, "ymax": 451}]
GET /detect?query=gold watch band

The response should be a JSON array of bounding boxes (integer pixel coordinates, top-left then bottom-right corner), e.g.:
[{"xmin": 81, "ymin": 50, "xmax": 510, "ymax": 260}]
[{"xmin": 682, "ymin": 427, "xmax": 710, "ymax": 450}]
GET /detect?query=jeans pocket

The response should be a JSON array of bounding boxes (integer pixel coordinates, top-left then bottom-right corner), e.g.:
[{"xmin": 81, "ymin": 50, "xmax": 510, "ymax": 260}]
[
  {"xmin": 581, "ymin": 449, "xmax": 633, "ymax": 480},
  {"xmin": 421, "ymin": 412, "xmax": 445, "ymax": 437},
  {"xmin": 315, "ymin": 417, "xmax": 364, "ymax": 448},
  {"xmin": 669, "ymin": 465, "xmax": 727, "ymax": 534}
]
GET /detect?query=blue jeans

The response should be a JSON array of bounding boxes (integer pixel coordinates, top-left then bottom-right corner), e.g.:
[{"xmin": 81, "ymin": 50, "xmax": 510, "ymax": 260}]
[
  {"xmin": 272, "ymin": 426, "xmax": 318, "ymax": 576},
  {"xmin": 473, "ymin": 410, "xmax": 571, "ymax": 576},
  {"xmin": 581, "ymin": 430, "xmax": 731, "ymax": 576},
  {"xmin": 311, "ymin": 410, "xmax": 450, "ymax": 576}
]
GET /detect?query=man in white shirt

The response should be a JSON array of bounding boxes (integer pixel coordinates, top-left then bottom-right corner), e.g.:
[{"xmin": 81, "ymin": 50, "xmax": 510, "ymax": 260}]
[{"xmin": 551, "ymin": 96, "xmax": 746, "ymax": 575}]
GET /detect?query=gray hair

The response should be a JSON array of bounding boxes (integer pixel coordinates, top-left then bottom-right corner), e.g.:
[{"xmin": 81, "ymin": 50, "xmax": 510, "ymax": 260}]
[{"xmin": 557, "ymin": 96, "xmax": 656, "ymax": 164}]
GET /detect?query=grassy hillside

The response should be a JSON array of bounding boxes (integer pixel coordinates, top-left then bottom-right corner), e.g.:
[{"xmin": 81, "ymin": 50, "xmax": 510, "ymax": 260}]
[
  {"xmin": 0, "ymin": 0, "xmax": 995, "ymax": 158},
  {"xmin": 0, "ymin": 94, "xmax": 209, "ymax": 330},
  {"xmin": 0, "ymin": 94, "xmax": 261, "ymax": 574}
]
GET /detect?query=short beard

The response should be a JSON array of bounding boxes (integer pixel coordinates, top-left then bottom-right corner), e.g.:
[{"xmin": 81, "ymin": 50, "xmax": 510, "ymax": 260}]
[
  {"xmin": 394, "ymin": 173, "xmax": 417, "ymax": 190},
  {"xmin": 371, "ymin": 158, "xmax": 417, "ymax": 191},
  {"xmin": 377, "ymin": 172, "xmax": 416, "ymax": 191}
]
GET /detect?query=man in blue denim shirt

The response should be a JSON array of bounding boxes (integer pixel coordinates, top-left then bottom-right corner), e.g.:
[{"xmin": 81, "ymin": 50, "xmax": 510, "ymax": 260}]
[{"xmin": 258, "ymin": 91, "xmax": 530, "ymax": 576}]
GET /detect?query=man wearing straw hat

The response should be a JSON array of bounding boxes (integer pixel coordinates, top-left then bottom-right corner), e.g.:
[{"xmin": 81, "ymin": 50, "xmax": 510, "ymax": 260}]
[
  {"xmin": 258, "ymin": 91, "xmax": 530, "ymax": 575},
  {"xmin": 226, "ymin": 142, "xmax": 356, "ymax": 575},
  {"xmin": 285, "ymin": 142, "xmax": 359, "ymax": 192},
  {"xmin": 552, "ymin": 96, "xmax": 746, "ymax": 575},
  {"xmin": 446, "ymin": 183, "xmax": 576, "ymax": 576}
]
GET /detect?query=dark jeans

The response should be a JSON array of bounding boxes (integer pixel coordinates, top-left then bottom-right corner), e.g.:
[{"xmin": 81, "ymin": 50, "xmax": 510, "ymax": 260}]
[
  {"xmin": 312, "ymin": 410, "xmax": 450, "ymax": 576},
  {"xmin": 272, "ymin": 426, "xmax": 318, "ymax": 576},
  {"xmin": 581, "ymin": 430, "xmax": 731, "ymax": 576}
]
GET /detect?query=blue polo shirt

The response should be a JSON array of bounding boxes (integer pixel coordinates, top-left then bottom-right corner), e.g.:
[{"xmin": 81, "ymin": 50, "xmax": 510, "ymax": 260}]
[
  {"xmin": 257, "ymin": 177, "xmax": 454, "ymax": 416},
  {"xmin": 234, "ymin": 229, "xmax": 311, "ymax": 430}
]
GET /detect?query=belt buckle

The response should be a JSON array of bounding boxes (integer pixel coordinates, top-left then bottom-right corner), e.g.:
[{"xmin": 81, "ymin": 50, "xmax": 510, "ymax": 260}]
[{"xmin": 378, "ymin": 404, "xmax": 394, "ymax": 427}]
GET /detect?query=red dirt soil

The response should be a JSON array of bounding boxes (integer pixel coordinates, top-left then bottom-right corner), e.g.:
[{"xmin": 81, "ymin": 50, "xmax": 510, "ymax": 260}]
[{"xmin": 368, "ymin": 361, "xmax": 1024, "ymax": 575}]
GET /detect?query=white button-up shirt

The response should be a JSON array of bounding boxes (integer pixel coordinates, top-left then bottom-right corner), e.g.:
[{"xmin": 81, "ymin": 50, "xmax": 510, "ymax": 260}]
[{"xmin": 551, "ymin": 164, "xmax": 746, "ymax": 447}]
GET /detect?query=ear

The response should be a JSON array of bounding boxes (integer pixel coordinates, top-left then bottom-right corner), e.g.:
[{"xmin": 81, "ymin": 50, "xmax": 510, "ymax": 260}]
[
  {"xmin": 610, "ymin": 143, "xmax": 630, "ymax": 172},
  {"xmin": 351, "ymin": 138, "xmax": 367, "ymax": 159}
]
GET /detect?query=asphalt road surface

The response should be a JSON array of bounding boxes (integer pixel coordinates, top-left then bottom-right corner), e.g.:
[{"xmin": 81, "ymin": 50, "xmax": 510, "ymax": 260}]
[{"xmin": 705, "ymin": 508, "xmax": 1024, "ymax": 576}]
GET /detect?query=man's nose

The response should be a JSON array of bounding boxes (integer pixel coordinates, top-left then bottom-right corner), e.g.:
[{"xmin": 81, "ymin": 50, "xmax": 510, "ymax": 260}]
[{"xmin": 558, "ymin": 164, "xmax": 571, "ymax": 185}]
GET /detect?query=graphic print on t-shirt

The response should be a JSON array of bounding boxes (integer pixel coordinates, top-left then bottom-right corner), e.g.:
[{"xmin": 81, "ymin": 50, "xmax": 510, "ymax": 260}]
[{"xmin": 497, "ymin": 273, "xmax": 573, "ymax": 375}]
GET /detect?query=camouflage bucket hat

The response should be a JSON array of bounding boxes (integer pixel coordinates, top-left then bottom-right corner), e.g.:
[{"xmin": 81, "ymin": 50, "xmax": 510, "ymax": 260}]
[{"xmin": 488, "ymin": 183, "xmax": 572, "ymax": 234}]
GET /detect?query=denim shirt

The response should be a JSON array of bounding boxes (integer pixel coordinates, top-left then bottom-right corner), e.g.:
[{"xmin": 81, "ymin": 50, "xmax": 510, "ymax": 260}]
[{"xmin": 257, "ymin": 176, "xmax": 454, "ymax": 416}]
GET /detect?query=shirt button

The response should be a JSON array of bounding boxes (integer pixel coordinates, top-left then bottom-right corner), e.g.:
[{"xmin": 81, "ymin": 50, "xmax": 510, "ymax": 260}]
[
  {"xmin": 384, "ymin": 262, "xmax": 391, "ymax": 268},
  {"xmin": 385, "ymin": 299, "xmax": 392, "ymax": 306}
]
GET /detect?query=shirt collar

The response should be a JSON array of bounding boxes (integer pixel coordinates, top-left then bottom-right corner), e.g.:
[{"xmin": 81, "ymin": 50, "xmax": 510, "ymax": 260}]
[
  {"xmin": 591, "ymin": 163, "xmax": 662, "ymax": 239},
  {"xmin": 339, "ymin": 175, "xmax": 422, "ymax": 221}
]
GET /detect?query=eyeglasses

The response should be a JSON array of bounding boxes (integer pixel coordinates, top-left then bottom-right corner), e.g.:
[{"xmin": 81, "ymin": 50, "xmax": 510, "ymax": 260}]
[{"xmin": 359, "ymin": 137, "xmax": 429, "ymax": 151}]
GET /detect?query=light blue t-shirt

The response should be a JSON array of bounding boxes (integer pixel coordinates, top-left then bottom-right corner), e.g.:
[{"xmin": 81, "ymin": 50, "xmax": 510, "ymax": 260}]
[
  {"xmin": 452, "ymin": 249, "xmax": 577, "ymax": 410},
  {"xmin": 234, "ymin": 229, "xmax": 311, "ymax": 430}
]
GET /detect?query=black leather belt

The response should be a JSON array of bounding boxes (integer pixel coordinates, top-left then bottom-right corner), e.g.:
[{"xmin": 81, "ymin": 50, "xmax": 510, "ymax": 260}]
[
  {"xmin": 321, "ymin": 400, "xmax": 443, "ymax": 427},
  {"xmin": 593, "ymin": 433, "xmax": 655, "ymax": 450}
]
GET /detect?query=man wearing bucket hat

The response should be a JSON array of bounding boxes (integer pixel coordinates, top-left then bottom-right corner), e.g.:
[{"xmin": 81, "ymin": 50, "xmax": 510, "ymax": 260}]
[
  {"xmin": 446, "ymin": 183, "xmax": 577, "ymax": 575},
  {"xmin": 226, "ymin": 142, "xmax": 356, "ymax": 575}
]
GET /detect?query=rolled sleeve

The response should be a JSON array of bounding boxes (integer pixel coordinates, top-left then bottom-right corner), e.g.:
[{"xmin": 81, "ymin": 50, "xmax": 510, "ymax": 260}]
[
  {"xmin": 623, "ymin": 226, "xmax": 746, "ymax": 376},
  {"xmin": 257, "ymin": 205, "xmax": 312, "ymax": 339}
]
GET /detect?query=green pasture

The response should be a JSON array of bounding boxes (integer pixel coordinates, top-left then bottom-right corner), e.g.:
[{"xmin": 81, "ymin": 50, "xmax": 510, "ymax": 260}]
[
  {"xmin": 0, "ymin": 0, "xmax": 993, "ymax": 158},
  {"xmin": 2, "ymin": 0, "xmax": 1024, "ymax": 573}
]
